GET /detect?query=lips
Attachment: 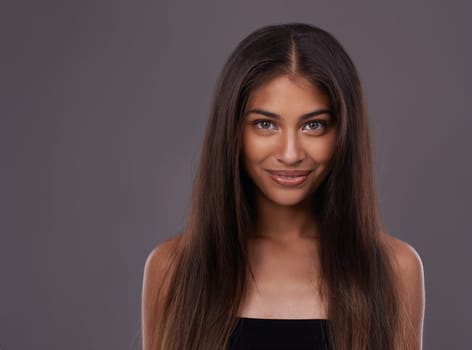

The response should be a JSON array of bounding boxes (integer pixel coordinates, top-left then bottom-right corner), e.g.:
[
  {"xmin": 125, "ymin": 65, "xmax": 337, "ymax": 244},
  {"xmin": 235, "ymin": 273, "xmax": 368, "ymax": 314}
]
[
  {"xmin": 265, "ymin": 169, "xmax": 313, "ymax": 176},
  {"xmin": 265, "ymin": 169, "xmax": 312, "ymax": 186}
]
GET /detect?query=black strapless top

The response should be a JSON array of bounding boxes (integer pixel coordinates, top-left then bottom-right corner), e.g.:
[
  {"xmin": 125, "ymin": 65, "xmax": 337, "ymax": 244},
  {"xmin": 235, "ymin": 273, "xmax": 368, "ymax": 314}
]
[{"xmin": 228, "ymin": 317, "xmax": 330, "ymax": 350}]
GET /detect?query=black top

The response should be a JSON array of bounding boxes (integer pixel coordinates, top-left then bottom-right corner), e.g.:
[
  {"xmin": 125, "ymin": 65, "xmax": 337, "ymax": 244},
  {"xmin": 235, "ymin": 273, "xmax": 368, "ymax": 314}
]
[{"xmin": 228, "ymin": 317, "xmax": 330, "ymax": 350}]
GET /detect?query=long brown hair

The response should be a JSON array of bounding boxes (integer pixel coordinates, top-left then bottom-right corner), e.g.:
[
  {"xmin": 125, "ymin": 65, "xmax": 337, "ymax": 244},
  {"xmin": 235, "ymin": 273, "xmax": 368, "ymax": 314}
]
[{"xmin": 147, "ymin": 23, "xmax": 408, "ymax": 349}]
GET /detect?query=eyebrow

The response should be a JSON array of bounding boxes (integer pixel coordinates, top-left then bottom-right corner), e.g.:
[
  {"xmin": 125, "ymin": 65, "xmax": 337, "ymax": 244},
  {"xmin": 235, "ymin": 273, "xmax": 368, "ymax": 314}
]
[{"xmin": 244, "ymin": 108, "xmax": 332, "ymax": 121}]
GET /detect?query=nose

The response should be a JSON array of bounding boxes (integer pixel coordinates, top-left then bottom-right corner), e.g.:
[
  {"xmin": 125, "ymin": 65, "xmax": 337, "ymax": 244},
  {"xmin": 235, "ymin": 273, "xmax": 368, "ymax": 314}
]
[{"xmin": 276, "ymin": 130, "xmax": 306, "ymax": 165}]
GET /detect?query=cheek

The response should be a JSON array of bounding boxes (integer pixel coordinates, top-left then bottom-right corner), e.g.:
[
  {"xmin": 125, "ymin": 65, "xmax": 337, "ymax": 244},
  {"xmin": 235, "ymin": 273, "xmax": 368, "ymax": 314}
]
[
  {"xmin": 242, "ymin": 131, "xmax": 273, "ymax": 163},
  {"xmin": 310, "ymin": 142, "xmax": 336, "ymax": 163},
  {"xmin": 311, "ymin": 132, "xmax": 337, "ymax": 163},
  {"xmin": 241, "ymin": 133, "xmax": 257, "ymax": 172}
]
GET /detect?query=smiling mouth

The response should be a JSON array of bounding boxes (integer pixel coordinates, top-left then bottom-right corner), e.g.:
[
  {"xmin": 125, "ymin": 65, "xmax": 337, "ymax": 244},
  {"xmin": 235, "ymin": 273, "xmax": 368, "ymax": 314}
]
[
  {"xmin": 265, "ymin": 170, "xmax": 311, "ymax": 187},
  {"xmin": 265, "ymin": 169, "xmax": 313, "ymax": 176}
]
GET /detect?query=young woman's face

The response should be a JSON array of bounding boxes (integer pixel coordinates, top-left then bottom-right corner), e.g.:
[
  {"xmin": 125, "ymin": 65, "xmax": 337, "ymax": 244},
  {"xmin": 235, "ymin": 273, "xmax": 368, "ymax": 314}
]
[{"xmin": 242, "ymin": 74, "xmax": 337, "ymax": 207}]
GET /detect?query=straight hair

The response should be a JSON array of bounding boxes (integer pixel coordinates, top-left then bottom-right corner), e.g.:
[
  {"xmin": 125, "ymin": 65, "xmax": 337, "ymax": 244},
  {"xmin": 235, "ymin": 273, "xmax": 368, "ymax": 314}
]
[{"xmin": 146, "ymin": 23, "xmax": 410, "ymax": 349}]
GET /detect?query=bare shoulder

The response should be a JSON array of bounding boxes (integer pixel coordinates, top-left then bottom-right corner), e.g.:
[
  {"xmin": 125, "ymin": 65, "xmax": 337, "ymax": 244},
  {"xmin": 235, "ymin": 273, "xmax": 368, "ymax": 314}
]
[
  {"xmin": 141, "ymin": 234, "xmax": 184, "ymax": 349},
  {"xmin": 142, "ymin": 234, "xmax": 184, "ymax": 298},
  {"xmin": 380, "ymin": 231, "xmax": 424, "ymax": 278},
  {"xmin": 144, "ymin": 235, "xmax": 182, "ymax": 279},
  {"xmin": 380, "ymin": 231, "xmax": 425, "ymax": 349}
]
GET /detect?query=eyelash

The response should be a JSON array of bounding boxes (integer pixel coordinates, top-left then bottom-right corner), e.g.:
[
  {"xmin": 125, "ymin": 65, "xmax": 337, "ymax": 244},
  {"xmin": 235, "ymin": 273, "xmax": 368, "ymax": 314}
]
[{"xmin": 252, "ymin": 119, "xmax": 328, "ymax": 132}]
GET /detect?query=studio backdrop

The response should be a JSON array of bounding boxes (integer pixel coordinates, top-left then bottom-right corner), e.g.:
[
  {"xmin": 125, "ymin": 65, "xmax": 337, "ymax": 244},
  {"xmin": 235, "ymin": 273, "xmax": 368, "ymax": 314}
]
[{"xmin": 1, "ymin": 0, "xmax": 470, "ymax": 349}]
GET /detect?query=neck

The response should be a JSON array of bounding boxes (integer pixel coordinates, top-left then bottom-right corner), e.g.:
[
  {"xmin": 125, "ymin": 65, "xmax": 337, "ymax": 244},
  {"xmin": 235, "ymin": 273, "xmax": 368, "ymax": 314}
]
[{"xmin": 250, "ymin": 193, "xmax": 320, "ymax": 242}]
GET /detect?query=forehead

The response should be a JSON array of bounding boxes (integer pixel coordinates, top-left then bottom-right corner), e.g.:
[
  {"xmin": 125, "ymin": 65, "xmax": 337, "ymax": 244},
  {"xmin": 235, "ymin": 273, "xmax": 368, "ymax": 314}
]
[{"xmin": 246, "ymin": 75, "xmax": 330, "ymax": 110}]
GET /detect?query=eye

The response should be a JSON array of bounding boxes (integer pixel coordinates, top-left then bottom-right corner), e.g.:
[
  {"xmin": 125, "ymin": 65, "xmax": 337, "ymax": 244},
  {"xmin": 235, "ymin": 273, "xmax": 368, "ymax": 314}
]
[
  {"xmin": 253, "ymin": 120, "xmax": 276, "ymax": 130},
  {"xmin": 303, "ymin": 120, "xmax": 327, "ymax": 132}
]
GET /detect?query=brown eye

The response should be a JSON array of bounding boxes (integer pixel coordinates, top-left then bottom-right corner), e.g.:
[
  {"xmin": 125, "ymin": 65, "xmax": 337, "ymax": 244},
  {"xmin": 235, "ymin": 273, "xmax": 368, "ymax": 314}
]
[
  {"xmin": 253, "ymin": 120, "xmax": 276, "ymax": 130},
  {"xmin": 303, "ymin": 120, "xmax": 327, "ymax": 132}
]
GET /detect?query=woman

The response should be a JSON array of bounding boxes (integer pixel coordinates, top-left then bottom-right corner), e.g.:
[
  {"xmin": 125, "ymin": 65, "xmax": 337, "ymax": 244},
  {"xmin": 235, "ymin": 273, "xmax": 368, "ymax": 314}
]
[{"xmin": 141, "ymin": 23, "xmax": 425, "ymax": 350}]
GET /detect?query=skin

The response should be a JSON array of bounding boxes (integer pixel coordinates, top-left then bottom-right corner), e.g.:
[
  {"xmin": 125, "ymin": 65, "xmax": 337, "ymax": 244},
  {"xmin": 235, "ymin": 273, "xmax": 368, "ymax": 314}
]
[
  {"xmin": 141, "ymin": 74, "xmax": 425, "ymax": 349},
  {"xmin": 241, "ymin": 74, "xmax": 336, "ymax": 241},
  {"xmin": 238, "ymin": 74, "xmax": 335, "ymax": 319}
]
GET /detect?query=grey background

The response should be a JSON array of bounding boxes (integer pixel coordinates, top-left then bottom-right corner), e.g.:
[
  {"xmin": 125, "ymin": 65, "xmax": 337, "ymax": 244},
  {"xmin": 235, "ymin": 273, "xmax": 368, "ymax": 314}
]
[{"xmin": 1, "ymin": 0, "xmax": 470, "ymax": 349}]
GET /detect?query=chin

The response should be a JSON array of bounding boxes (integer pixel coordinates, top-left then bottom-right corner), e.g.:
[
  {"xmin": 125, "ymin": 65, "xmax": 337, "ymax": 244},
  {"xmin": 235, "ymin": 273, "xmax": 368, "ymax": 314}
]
[{"xmin": 259, "ymin": 188, "xmax": 313, "ymax": 207}]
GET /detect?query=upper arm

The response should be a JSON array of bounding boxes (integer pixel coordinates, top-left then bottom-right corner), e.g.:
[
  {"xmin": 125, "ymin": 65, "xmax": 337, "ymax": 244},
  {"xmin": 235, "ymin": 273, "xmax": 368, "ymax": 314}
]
[
  {"xmin": 383, "ymin": 233, "xmax": 426, "ymax": 349},
  {"xmin": 141, "ymin": 236, "xmax": 181, "ymax": 350}
]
